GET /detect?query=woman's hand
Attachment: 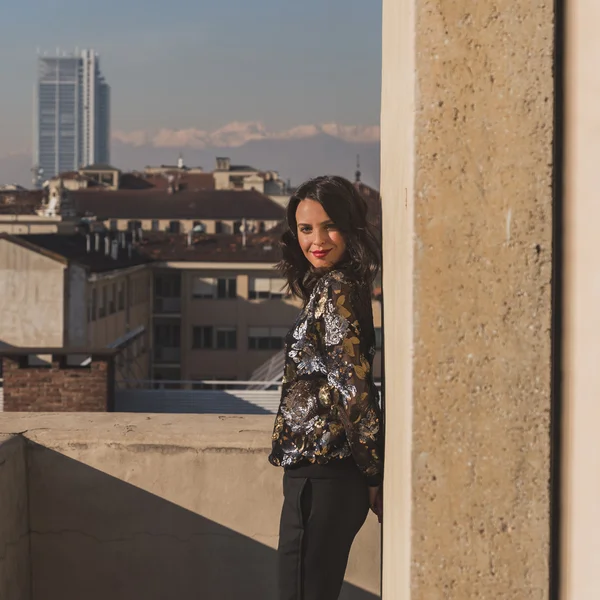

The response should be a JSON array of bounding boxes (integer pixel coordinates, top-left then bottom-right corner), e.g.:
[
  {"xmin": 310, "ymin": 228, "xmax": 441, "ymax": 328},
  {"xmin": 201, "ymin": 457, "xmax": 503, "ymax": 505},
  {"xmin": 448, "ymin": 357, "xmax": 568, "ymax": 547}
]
[{"xmin": 368, "ymin": 485, "xmax": 383, "ymax": 524}]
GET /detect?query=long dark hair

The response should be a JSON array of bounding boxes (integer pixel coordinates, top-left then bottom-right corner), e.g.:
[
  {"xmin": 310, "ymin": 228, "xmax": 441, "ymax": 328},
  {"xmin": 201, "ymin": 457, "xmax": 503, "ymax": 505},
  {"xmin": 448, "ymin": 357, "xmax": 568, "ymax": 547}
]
[{"xmin": 278, "ymin": 175, "xmax": 381, "ymax": 311}]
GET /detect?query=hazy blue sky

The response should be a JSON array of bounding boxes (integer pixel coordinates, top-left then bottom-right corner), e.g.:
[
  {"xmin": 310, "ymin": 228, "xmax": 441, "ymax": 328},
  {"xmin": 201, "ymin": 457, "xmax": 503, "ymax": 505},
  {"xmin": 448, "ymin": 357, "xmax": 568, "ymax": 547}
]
[{"xmin": 0, "ymin": 0, "xmax": 382, "ymax": 156}]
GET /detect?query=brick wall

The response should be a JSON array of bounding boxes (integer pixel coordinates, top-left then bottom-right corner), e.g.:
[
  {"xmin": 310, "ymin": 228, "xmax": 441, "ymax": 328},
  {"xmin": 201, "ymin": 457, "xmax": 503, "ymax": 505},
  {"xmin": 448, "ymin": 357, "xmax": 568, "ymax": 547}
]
[{"xmin": 1, "ymin": 355, "xmax": 115, "ymax": 412}]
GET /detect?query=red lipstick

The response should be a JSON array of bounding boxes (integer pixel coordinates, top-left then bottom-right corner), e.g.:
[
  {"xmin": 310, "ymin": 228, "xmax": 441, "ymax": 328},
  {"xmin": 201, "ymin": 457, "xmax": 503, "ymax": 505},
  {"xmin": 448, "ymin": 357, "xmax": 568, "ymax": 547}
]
[{"xmin": 312, "ymin": 249, "xmax": 331, "ymax": 259}]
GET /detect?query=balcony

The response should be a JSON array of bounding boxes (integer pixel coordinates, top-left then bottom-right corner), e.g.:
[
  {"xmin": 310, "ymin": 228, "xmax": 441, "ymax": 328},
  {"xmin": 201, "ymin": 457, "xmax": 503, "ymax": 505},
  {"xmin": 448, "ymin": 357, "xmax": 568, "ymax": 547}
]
[
  {"xmin": 153, "ymin": 346, "xmax": 181, "ymax": 364},
  {"xmin": 0, "ymin": 413, "xmax": 380, "ymax": 600},
  {"xmin": 153, "ymin": 296, "xmax": 182, "ymax": 315}
]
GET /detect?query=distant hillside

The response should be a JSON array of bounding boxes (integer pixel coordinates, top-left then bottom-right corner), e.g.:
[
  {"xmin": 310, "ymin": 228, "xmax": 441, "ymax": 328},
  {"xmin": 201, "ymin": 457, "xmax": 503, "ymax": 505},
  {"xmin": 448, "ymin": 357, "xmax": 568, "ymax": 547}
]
[{"xmin": 0, "ymin": 134, "xmax": 380, "ymax": 190}]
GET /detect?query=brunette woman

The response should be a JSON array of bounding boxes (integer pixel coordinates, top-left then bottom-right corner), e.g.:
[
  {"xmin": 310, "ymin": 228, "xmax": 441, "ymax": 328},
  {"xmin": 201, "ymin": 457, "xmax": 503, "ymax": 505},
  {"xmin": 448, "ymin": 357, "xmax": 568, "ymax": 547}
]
[{"xmin": 269, "ymin": 175, "xmax": 384, "ymax": 600}]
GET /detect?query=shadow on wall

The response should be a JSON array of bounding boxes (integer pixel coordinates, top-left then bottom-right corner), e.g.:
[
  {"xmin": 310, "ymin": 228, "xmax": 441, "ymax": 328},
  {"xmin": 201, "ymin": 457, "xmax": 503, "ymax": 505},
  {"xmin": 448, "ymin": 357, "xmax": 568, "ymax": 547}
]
[
  {"xmin": 115, "ymin": 389, "xmax": 276, "ymax": 414},
  {"xmin": 27, "ymin": 443, "xmax": 379, "ymax": 600}
]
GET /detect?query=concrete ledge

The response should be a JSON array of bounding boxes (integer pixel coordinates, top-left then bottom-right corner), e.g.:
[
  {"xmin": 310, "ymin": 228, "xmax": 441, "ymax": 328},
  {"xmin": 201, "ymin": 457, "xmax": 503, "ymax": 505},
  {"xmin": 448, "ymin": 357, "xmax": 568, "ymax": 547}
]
[{"xmin": 0, "ymin": 413, "xmax": 380, "ymax": 599}]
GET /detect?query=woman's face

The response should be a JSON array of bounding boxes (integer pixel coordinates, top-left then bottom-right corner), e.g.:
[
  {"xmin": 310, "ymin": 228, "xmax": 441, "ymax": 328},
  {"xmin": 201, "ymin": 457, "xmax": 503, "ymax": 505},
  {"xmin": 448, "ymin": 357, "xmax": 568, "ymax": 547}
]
[{"xmin": 296, "ymin": 199, "xmax": 347, "ymax": 269}]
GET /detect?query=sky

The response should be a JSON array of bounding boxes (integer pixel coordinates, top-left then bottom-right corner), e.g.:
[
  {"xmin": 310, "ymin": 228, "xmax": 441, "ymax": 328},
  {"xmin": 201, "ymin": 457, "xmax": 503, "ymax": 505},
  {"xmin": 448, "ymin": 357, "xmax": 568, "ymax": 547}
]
[{"xmin": 0, "ymin": 0, "xmax": 382, "ymax": 158}]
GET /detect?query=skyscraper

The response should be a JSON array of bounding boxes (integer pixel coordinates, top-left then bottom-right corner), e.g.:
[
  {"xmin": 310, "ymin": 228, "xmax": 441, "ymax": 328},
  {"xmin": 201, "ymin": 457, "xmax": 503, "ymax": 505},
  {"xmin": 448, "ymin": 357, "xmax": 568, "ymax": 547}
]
[{"xmin": 34, "ymin": 49, "xmax": 111, "ymax": 183}]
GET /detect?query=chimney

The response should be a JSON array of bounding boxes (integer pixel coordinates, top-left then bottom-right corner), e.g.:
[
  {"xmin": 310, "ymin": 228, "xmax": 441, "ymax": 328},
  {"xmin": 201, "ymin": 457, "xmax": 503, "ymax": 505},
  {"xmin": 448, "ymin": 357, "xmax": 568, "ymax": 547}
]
[
  {"xmin": 216, "ymin": 157, "xmax": 231, "ymax": 171},
  {"xmin": 178, "ymin": 153, "xmax": 184, "ymax": 170}
]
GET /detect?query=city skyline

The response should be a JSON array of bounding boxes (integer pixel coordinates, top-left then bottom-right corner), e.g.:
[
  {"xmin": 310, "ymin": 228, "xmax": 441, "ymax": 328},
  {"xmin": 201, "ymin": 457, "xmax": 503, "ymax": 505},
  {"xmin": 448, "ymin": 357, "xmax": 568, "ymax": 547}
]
[{"xmin": 0, "ymin": 0, "xmax": 382, "ymax": 162}]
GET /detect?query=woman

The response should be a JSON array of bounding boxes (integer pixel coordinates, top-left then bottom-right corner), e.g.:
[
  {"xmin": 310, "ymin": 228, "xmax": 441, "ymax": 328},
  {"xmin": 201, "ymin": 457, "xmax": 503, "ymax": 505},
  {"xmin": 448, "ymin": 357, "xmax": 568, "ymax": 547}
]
[{"xmin": 269, "ymin": 175, "xmax": 384, "ymax": 600}]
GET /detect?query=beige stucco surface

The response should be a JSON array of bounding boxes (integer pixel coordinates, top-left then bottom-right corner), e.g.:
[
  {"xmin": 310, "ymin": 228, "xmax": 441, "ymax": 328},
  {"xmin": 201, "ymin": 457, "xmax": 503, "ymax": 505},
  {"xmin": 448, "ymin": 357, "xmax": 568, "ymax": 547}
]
[
  {"xmin": 0, "ymin": 435, "xmax": 31, "ymax": 600},
  {"xmin": 381, "ymin": 0, "xmax": 553, "ymax": 597},
  {"xmin": 0, "ymin": 413, "xmax": 380, "ymax": 599}
]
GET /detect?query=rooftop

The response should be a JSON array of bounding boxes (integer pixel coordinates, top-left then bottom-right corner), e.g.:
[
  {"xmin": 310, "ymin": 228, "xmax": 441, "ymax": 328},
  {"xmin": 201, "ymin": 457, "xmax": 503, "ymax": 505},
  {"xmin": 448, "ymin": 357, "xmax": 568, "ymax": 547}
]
[
  {"xmin": 70, "ymin": 189, "xmax": 285, "ymax": 221},
  {"xmin": 0, "ymin": 190, "xmax": 44, "ymax": 216},
  {"xmin": 142, "ymin": 172, "xmax": 215, "ymax": 191},
  {"xmin": 137, "ymin": 231, "xmax": 282, "ymax": 263},
  {"xmin": 80, "ymin": 163, "xmax": 120, "ymax": 172},
  {"xmin": 1, "ymin": 232, "xmax": 153, "ymax": 273}
]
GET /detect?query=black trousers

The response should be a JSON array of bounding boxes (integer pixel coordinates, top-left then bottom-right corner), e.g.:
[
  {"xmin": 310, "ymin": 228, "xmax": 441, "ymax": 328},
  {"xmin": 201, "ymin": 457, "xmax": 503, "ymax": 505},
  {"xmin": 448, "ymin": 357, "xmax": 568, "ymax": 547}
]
[{"xmin": 277, "ymin": 458, "xmax": 370, "ymax": 600}]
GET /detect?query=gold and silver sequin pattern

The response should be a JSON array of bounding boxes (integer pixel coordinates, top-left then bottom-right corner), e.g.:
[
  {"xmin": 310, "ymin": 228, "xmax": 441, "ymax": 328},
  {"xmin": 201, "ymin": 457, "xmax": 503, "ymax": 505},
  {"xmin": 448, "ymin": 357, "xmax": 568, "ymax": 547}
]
[{"xmin": 268, "ymin": 270, "xmax": 383, "ymax": 483}]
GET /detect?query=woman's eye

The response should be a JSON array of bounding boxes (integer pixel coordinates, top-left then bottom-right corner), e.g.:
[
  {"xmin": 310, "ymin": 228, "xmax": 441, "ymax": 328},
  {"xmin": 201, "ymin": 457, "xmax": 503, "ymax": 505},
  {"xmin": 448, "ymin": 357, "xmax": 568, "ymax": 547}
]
[{"xmin": 299, "ymin": 227, "xmax": 311, "ymax": 234}]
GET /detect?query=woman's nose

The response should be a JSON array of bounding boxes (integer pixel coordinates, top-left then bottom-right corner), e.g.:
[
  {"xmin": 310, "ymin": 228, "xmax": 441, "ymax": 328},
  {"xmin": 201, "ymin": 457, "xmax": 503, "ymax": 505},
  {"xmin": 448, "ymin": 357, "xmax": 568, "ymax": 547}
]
[{"xmin": 314, "ymin": 229, "xmax": 328, "ymax": 246}]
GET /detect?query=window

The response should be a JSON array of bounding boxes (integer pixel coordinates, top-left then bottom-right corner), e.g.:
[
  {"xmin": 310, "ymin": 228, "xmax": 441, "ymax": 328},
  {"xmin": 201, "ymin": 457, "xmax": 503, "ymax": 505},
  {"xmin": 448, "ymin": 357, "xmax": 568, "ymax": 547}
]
[
  {"xmin": 215, "ymin": 221, "xmax": 224, "ymax": 234},
  {"xmin": 375, "ymin": 327, "xmax": 383, "ymax": 350},
  {"xmin": 217, "ymin": 278, "xmax": 237, "ymax": 299},
  {"xmin": 248, "ymin": 327, "xmax": 287, "ymax": 350},
  {"xmin": 192, "ymin": 221, "xmax": 205, "ymax": 233},
  {"xmin": 169, "ymin": 220, "xmax": 181, "ymax": 234},
  {"xmin": 118, "ymin": 282, "xmax": 125, "ymax": 311},
  {"xmin": 151, "ymin": 220, "xmax": 160, "ymax": 232},
  {"xmin": 193, "ymin": 326, "xmax": 214, "ymax": 349},
  {"xmin": 216, "ymin": 327, "xmax": 237, "ymax": 350},
  {"xmin": 249, "ymin": 277, "xmax": 287, "ymax": 300},
  {"xmin": 98, "ymin": 286, "xmax": 107, "ymax": 318},
  {"xmin": 192, "ymin": 277, "xmax": 216, "ymax": 299},
  {"xmin": 128, "ymin": 220, "xmax": 142, "ymax": 232},
  {"xmin": 108, "ymin": 283, "xmax": 116, "ymax": 314},
  {"xmin": 155, "ymin": 273, "xmax": 181, "ymax": 298},
  {"xmin": 109, "ymin": 219, "xmax": 118, "ymax": 231},
  {"xmin": 89, "ymin": 288, "xmax": 97, "ymax": 322},
  {"xmin": 154, "ymin": 323, "xmax": 181, "ymax": 363}
]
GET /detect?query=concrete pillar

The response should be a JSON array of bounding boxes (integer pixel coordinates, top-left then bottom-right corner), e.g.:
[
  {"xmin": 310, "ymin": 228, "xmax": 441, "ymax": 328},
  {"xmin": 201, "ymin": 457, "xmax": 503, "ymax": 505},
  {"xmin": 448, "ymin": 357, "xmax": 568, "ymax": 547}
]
[
  {"xmin": 381, "ymin": 0, "xmax": 554, "ymax": 598},
  {"xmin": 562, "ymin": 1, "xmax": 600, "ymax": 598}
]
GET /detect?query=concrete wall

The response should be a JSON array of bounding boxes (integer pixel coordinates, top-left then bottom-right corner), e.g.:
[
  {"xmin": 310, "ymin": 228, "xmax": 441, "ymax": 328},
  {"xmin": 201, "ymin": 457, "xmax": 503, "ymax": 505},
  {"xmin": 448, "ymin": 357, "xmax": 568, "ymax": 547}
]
[
  {"xmin": 0, "ymin": 239, "xmax": 65, "ymax": 347},
  {"xmin": 0, "ymin": 435, "xmax": 30, "ymax": 600},
  {"xmin": 381, "ymin": 0, "xmax": 553, "ymax": 597},
  {"xmin": 562, "ymin": 0, "xmax": 600, "ymax": 598},
  {"xmin": 0, "ymin": 413, "xmax": 380, "ymax": 600}
]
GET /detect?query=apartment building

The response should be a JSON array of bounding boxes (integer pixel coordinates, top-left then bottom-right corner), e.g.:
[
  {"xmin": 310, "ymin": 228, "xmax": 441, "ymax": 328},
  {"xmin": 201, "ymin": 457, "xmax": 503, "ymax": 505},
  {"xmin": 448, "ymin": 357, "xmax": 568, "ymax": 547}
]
[
  {"xmin": 140, "ymin": 232, "xmax": 383, "ymax": 386},
  {"xmin": 0, "ymin": 189, "xmax": 71, "ymax": 234},
  {"xmin": 69, "ymin": 188, "xmax": 285, "ymax": 235},
  {"xmin": 0, "ymin": 232, "xmax": 153, "ymax": 385},
  {"xmin": 213, "ymin": 157, "xmax": 290, "ymax": 196}
]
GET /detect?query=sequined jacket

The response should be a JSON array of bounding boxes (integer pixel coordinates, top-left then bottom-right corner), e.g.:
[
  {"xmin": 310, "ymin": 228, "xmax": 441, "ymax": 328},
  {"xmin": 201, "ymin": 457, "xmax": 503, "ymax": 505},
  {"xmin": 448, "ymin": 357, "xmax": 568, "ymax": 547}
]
[{"xmin": 268, "ymin": 269, "xmax": 383, "ymax": 486}]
